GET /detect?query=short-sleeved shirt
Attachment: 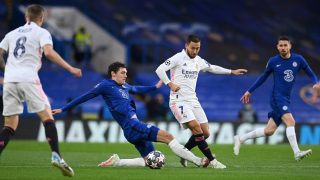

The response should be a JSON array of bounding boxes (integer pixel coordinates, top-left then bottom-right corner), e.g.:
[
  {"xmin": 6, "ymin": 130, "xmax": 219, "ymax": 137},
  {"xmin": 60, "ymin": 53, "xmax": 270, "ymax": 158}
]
[{"xmin": 0, "ymin": 22, "xmax": 53, "ymax": 83}]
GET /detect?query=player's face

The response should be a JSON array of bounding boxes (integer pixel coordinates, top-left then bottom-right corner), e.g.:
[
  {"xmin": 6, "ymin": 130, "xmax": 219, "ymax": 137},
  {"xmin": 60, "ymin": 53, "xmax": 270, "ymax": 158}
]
[
  {"xmin": 277, "ymin": 40, "xmax": 291, "ymax": 58},
  {"xmin": 185, "ymin": 41, "xmax": 201, "ymax": 59},
  {"xmin": 112, "ymin": 67, "xmax": 127, "ymax": 85}
]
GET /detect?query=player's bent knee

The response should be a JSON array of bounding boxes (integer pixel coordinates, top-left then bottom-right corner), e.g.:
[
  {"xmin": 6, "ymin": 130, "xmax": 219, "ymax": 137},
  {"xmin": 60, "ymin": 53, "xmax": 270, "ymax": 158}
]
[
  {"xmin": 203, "ymin": 132, "xmax": 210, "ymax": 139},
  {"xmin": 265, "ymin": 129, "xmax": 275, "ymax": 136}
]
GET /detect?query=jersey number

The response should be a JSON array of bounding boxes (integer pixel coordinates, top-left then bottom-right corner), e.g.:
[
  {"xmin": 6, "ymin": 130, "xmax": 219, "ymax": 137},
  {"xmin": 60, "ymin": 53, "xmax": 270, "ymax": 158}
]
[
  {"xmin": 178, "ymin": 106, "xmax": 184, "ymax": 115},
  {"xmin": 14, "ymin": 36, "xmax": 27, "ymax": 58}
]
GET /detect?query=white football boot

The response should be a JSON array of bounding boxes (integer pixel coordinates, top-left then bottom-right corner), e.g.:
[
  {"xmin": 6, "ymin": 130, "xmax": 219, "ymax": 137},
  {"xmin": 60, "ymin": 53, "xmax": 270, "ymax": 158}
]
[
  {"xmin": 233, "ymin": 135, "xmax": 241, "ymax": 156},
  {"xmin": 294, "ymin": 149, "xmax": 312, "ymax": 161},
  {"xmin": 98, "ymin": 154, "xmax": 120, "ymax": 167},
  {"xmin": 51, "ymin": 152, "xmax": 74, "ymax": 177}
]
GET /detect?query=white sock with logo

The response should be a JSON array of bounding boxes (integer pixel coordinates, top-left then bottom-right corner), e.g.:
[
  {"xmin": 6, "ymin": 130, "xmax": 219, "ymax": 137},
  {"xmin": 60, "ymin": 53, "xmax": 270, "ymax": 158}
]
[
  {"xmin": 116, "ymin": 158, "xmax": 145, "ymax": 167},
  {"xmin": 168, "ymin": 139, "xmax": 202, "ymax": 166},
  {"xmin": 286, "ymin": 126, "xmax": 300, "ymax": 154},
  {"xmin": 239, "ymin": 128, "xmax": 265, "ymax": 143}
]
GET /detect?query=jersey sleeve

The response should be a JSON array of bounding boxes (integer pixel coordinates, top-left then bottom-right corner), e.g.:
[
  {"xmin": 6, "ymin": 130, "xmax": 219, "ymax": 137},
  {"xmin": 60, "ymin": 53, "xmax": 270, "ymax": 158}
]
[
  {"xmin": 61, "ymin": 82, "xmax": 104, "ymax": 112},
  {"xmin": 126, "ymin": 83, "xmax": 157, "ymax": 94},
  {"xmin": 39, "ymin": 29, "xmax": 53, "ymax": 47},
  {"xmin": 300, "ymin": 56, "xmax": 318, "ymax": 84},
  {"xmin": 199, "ymin": 58, "xmax": 231, "ymax": 74},
  {"xmin": 247, "ymin": 59, "xmax": 273, "ymax": 93},
  {"xmin": 155, "ymin": 55, "xmax": 180, "ymax": 85},
  {"xmin": 0, "ymin": 35, "xmax": 9, "ymax": 51}
]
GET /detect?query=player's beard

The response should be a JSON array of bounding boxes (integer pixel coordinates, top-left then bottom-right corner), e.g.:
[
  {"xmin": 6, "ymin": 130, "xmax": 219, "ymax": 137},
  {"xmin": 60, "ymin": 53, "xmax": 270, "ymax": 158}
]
[{"xmin": 186, "ymin": 49, "xmax": 196, "ymax": 59}]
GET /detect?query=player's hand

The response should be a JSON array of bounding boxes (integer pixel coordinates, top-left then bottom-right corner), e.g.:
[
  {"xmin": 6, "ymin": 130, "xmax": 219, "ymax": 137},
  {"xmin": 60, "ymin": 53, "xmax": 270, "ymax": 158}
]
[
  {"xmin": 70, "ymin": 67, "xmax": 82, "ymax": 78},
  {"xmin": 155, "ymin": 80, "xmax": 163, "ymax": 89},
  {"xmin": 311, "ymin": 83, "xmax": 320, "ymax": 103},
  {"xmin": 240, "ymin": 91, "xmax": 251, "ymax": 104},
  {"xmin": 168, "ymin": 82, "xmax": 180, "ymax": 92},
  {"xmin": 52, "ymin": 109, "xmax": 62, "ymax": 115},
  {"xmin": 231, "ymin": 69, "xmax": 248, "ymax": 75},
  {"xmin": 313, "ymin": 83, "xmax": 320, "ymax": 90}
]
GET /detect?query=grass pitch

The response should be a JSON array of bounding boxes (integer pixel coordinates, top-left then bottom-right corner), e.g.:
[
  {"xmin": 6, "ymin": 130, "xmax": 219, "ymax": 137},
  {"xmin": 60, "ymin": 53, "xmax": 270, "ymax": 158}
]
[{"xmin": 0, "ymin": 141, "xmax": 319, "ymax": 180}]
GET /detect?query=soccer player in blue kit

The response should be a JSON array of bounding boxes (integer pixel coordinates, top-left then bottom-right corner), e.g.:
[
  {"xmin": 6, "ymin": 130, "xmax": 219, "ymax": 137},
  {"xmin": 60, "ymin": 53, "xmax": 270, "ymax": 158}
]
[
  {"xmin": 233, "ymin": 36, "xmax": 320, "ymax": 161},
  {"xmin": 53, "ymin": 62, "xmax": 210, "ymax": 168}
]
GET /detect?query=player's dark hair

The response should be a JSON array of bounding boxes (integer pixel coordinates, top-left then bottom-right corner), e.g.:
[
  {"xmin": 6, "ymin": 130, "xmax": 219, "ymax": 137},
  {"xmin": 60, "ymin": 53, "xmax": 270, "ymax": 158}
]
[
  {"xmin": 108, "ymin": 62, "xmax": 126, "ymax": 77},
  {"xmin": 278, "ymin": 35, "xmax": 291, "ymax": 43},
  {"xmin": 187, "ymin": 34, "xmax": 201, "ymax": 44},
  {"xmin": 26, "ymin": 4, "xmax": 45, "ymax": 22}
]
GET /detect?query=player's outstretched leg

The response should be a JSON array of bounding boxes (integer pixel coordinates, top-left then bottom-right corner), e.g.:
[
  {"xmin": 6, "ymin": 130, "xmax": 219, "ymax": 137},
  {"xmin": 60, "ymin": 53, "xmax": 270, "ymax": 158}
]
[
  {"xmin": 98, "ymin": 154, "xmax": 145, "ymax": 167},
  {"xmin": 294, "ymin": 149, "xmax": 312, "ymax": 161},
  {"xmin": 51, "ymin": 152, "xmax": 74, "ymax": 177},
  {"xmin": 233, "ymin": 128, "xmax": 265, "ymax": 156}
]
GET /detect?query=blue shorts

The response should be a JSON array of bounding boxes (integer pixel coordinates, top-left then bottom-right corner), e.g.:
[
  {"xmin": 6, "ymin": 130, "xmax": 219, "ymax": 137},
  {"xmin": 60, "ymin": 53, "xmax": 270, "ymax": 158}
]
[
  {"xmin": 123, "ymin": 118, "xmax": 160, "ymax": 157},
  {"xmin": 268, "ymin": 99, "xmax": 290, "ymax": 126}
]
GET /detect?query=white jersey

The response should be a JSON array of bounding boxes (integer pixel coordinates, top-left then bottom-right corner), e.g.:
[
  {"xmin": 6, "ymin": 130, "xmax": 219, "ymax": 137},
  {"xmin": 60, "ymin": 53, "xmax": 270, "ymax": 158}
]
[
  {"xmin": 156, "ymin": 49, "xmax": 231, "ymax": 102},
  {"xmin": 0, "ymin": 22, "xmax": 53, "ymax": 83}
]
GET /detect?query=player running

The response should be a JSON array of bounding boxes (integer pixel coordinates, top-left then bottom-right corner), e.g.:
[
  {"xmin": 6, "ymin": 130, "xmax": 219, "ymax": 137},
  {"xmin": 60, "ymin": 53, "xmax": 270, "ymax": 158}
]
[
  {"xmin": 52, "ymin": 62, "xmax": 222, "ymax": 168},
  {"xmin": 234, "ymin": 36, "xmax": 320, "ymax": 161},
  {"xmin": 155, "ymin": 34, "xmax": 247, "ymax": 168},
  {"xmin": 0, "ymin": 4, "xmax": 81, "ymax": 177}
]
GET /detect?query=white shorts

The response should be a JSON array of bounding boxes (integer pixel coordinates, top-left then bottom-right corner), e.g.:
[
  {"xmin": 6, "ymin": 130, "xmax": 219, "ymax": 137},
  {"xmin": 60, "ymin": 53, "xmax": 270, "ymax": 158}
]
[
  {"xmin": 170, "ymin": 100, "xmax": 208, "ymax": 128},
  {"xmin": 2, "ymin": 82, "xmax": 51, "ymax": 116}
]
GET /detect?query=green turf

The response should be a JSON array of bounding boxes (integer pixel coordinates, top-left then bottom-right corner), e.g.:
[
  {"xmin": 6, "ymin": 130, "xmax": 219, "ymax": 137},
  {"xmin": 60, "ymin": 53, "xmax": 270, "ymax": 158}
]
[{"xmin": 0, "ymin": 141, "xmax": 319, "ymax": 180}]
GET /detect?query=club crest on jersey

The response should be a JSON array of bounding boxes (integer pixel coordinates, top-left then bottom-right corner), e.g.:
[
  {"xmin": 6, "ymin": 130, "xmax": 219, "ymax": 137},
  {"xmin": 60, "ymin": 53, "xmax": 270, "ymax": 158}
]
[
  {"xmin": 119, "ymin": 89, "xmax": 129, "ymax": 99},
  {"xmin": 282, "ymin": 106, "xmax": 288, "ymax": 111},
  {"xmin": 292, "ymin": 62, "xmax": 297, "ymax": 67}
]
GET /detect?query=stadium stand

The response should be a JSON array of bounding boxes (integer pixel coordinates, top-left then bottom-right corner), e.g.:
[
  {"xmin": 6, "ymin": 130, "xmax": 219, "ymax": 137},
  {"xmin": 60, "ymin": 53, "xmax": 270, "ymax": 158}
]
[{"xmin": 2, "ymin": 1, "xmax": 320, "ymax": 122}]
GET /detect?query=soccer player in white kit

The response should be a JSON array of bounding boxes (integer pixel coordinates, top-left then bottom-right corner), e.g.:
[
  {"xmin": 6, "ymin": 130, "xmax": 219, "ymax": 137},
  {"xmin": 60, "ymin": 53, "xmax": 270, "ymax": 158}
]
[
  {"xmin": 0, "ymin": 4, "xmax": 81, "ymax": 177},
  {"xmin": 156, "ymin": 34, "xmax": 247, "ymax": 168}
]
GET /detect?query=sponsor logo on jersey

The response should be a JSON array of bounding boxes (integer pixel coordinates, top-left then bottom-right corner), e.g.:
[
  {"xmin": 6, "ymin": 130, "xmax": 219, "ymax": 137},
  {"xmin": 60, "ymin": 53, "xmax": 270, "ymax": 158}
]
[
  {"xmin": 181, "ymin": 69, "xmax": 198, "ymax": 79},
  {"xmin": 276, "ymin": 64, "xmax": 281, "ymax": 67},
  {"xmin": 284, "ymin": 69, "xmax": 294, "ymax": 82},
  {"xmin": 165, "ymin": 60, "xmax": 171, "ymax": 66}
]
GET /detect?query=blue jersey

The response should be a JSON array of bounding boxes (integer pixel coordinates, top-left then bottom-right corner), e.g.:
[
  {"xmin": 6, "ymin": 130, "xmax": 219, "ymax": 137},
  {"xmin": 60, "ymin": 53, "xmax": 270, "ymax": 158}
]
[
  {"xmin": 248, "ymin": 53, "xmax": 318, "ymax": 102},
  {"xmin": 61, "ymin": 79, "xmax": 157, "ymax": 129}
]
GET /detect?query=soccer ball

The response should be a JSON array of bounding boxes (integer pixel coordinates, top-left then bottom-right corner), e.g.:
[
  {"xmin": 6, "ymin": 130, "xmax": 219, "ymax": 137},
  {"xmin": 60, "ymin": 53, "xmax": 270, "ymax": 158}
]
[{"xmin": 145, "ymin": 150, "xmax": 165, "ymax": 169}]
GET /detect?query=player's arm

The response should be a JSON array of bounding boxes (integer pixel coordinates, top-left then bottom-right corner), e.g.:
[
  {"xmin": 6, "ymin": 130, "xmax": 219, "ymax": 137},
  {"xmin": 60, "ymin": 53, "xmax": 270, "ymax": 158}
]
[
  {"xmin": 0, "ymin": 48, "xmax": 6, "ymax": 70},
  {"xmin": 200, "ymin": 59, "xmax": 247, "ymax": 75},
  {"xmin": 43, "ymin": 44, "xmax": 82, "ymax": 77},
  {"xmin": 155, "ymin": 58, "xmax": 180, "ymax": 92},
  {"xmin": 240, "ymin": 61, "xmax": 272, "ymax": 104},
  {"xmin": 52, "ymin": 84, "xmax": 102, "ymax": 115},
  {"xmin": 128, "ymin": 80, "xmax": 163, "ymax": 94},
  {"xmin": 301, "ymin": 59, "xmax": 318, "ymax": 84}
]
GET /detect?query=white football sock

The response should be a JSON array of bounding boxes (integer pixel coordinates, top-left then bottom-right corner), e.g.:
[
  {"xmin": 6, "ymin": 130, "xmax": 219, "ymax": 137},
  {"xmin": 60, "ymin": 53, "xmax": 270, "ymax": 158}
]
[
  {"xmin": 115, "ymin": 158, "xmax": 145, "ymax": 167},
  {"xmin": 286, "ymin": 126, "xmax": 300, "ymax": 154},
  {"xmin": 239, "ymin": 128, "xmax": 265, "ymax": 143},
  {"xmin": 168, "ymin": 139, "xmax": 202, "ymax": 166}
]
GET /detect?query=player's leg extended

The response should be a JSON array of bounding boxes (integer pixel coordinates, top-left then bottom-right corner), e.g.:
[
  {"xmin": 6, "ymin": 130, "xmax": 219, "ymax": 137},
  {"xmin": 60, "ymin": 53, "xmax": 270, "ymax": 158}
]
[
  {"xmin": 37, "ymin": 107, "xmax": 74, "ymax": 177},
  {"xmin": 98, "ymin": 154, "xmax": 145, "ymax": 167},
  {"xmin": 234, "ymin": 118, "xmax": 276, "ymax": 155},
  {"xmin": 282, "ymin": 113, "xmax": 312, "ymax": 161},
  {"xmin": 184, "ymin": 121, "xmax": 226, "ymax": 168},
  {"xmin": 157, "ymin": 129, "xmax": 206, "ymax": 166},
  {"xmin": 0, "ymin": 115, "xmax": 18, "ymax": 155}
]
